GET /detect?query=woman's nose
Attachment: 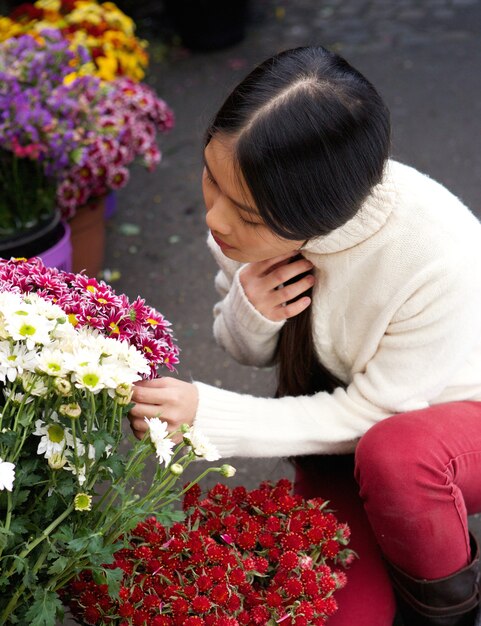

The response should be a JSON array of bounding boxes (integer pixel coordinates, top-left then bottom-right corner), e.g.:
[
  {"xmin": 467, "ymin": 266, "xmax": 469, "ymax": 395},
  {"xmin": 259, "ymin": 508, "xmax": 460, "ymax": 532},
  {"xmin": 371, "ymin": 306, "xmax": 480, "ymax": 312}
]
[{"xmin": 205, "ymin": 199, "xmax": 232, "ymax": 235}]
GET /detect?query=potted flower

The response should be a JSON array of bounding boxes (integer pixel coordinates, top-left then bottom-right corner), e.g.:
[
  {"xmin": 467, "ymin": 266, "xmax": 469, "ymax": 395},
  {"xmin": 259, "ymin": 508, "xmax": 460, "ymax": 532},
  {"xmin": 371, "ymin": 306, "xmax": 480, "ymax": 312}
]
[
  {"xmin": 0, "ymin": 29, "xmax": 95, "ymax": 269},
  {"xmin": 0, "ymin": 28, "xmax": 174, "ymax": 275},
  {"xmin": 0, "ymin": 0, "xmax": 150, "ymax": 82},
  {"xmin": 55, "ymin": 73, "xmax": 174, "ymax": 276},
  {"xmin": 62, "ymin": 479, "xmax": 354, "ymax": 625}
]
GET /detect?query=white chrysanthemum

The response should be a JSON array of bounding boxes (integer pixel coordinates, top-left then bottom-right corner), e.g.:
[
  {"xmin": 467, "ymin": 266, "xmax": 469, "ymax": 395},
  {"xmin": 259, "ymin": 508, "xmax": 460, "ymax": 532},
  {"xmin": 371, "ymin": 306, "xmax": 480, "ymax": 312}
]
[
  {"xmin": 33, "ymin": 416, "xmax": 74, "ymax": 459},
  {"xmin": 118, "ymin": 342, "xmax": 151, "ymax": 377},
  {"xmin": 144, "ymin": 417, "xmax": 175, "ymax": 466},
  {"xmin": 36, "ymin": 347, "xmax": 70, "ymax": 378},
  {"xmin": 23, "ymin": 293, "xmax": 68, "ymax": 323},
  {"xmin": 3, "ymin": 388, "xmax": 34, "ymax": 405},
  {"xmin": 75, "ymin": 440, "xmax": 96, "ymax": 461},
  {"xmin": 0, "ymin": 314, "xmax": 8, "ymax": 340},
  {"xmin": 183, "ymin": 427, "xmax": 221, "ymax": 462},
  {"xmin": 145, "ymin": 416, "xmax": 169, "ymax": 445},
  {"xmin": 0, "ymin": 340, "xmax": 38, "ymax": 383},
  {"xmin": 154, "ymin": 438, "xmax": 175, "ymax": 466},
  {"xmin": 5, "ymin": 307, "xmax": 55, "ymax": 349},
  {"xmin": 64, "ymin": 459, "xmax": 87, "ymax": 485},
  {"xmin": 0, "ymin": 457, "xmax": 15, "ymax": 491},
  {"xmin": 72, "ymin": 363, "xmax": 106, "ymax": 393},
  {"xmin": 0, "ymin": 290, "xmax": 23, "ymax": 312},
  {"xmin": 62, "ymin": 343, "xmax": 101, "ymax": 371},
  {"xmin": 103, "ymin": 364, "xmax": 142, "ymax": 391},
  {"xmin": 21, "ymin": 372, "xmax": 49, "ymax": 397}
]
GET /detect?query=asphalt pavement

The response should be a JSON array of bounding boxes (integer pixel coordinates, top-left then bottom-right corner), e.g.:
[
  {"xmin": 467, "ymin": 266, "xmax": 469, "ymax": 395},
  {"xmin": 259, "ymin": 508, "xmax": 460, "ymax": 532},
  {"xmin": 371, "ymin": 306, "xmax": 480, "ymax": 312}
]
[{"xmin": 60, "ymin": 0, "xmax": 481, "ymax": 622}]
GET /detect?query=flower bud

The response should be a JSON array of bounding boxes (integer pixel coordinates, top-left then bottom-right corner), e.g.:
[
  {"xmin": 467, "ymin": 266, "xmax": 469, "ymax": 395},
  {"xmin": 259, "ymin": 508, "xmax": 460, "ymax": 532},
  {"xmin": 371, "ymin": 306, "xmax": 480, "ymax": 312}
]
[
  {"xmin": 115, "ymin": 382, "xmax": 132, "ymax": 398},
  {"xmin": 180, "ymin": 423, "xmax": 191, "ymax": 434},
  {"xmin": 53, "ymin": 377, "xmax": 71, "ymax": 396},
  {"xmin": 48, "ymin": 453, "xmax": 67, "ymax": 470},
  {"xmin": 169, "ymin": 463, "xmax": 184, "ymax": 476},
  {"xmin": 59, "ymin": 402, "xmax": 81, "ymax": 419},
  {"xmin": 220, "ymin": 464, "xmax": 236, "ymax": 478},
  {"xmin": 116, "ymin": 394, "xmax": 131, "ymax": 406}
]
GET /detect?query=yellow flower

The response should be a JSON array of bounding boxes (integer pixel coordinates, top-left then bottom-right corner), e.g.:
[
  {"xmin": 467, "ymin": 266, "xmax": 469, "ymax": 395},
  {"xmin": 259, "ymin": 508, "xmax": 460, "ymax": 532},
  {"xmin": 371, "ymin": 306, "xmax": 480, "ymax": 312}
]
[
  {"xmin": 96, "ymin": 55, "xmax": 118, "ymax": 82},
  {"xmin": 0, "ymin": 18, "xmax": 24, "ymax": 42},
  {"xmin": 36, "ymin": 0, "xmax": 61, "ymax": 10},
  {"xmin": 102, "ymin": 3, "xmax": 134, "ymax": 35},
  {"xmin": 63, "ymin": 72, "xmax": 78, "ymax": 86},
  {"xmin": 68, "ymin": 2, "xmax": 104, "ymax": 25}
]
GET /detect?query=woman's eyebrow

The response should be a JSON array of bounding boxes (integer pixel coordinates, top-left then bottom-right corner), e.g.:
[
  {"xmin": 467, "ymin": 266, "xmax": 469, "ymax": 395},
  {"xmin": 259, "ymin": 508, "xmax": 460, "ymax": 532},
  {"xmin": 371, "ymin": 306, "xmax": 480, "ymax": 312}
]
[{"xmin": 203, "ymin": 155, "xmax": 259, "ymax": 215}]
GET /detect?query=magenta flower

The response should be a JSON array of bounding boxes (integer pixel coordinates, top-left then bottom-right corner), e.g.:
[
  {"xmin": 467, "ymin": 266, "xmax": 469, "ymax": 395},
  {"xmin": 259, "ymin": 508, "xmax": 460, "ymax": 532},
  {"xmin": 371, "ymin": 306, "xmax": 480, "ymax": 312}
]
[{"xmin": 0, "ymin": 258, "xmax": 180, "ymax": 377}]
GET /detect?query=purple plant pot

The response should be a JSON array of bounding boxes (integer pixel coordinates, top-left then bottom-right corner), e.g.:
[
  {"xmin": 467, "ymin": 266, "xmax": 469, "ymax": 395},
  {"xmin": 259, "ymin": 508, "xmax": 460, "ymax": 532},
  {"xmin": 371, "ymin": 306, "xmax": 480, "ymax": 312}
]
[
  {"xmin": 38, "ymin": 220, "xmax": 72, "ymax": 272},
  {"xmin": 104, "ymin": 191, "xmax": 117, "ymax": 220}
]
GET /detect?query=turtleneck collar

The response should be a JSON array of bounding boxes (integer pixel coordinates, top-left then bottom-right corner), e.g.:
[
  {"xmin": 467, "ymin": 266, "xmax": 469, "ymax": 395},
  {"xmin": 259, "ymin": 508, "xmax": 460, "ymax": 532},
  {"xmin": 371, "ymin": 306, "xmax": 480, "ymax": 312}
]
[{"xmin": 301, "ymin": 160, "xmax": 399, "ymax": 255}]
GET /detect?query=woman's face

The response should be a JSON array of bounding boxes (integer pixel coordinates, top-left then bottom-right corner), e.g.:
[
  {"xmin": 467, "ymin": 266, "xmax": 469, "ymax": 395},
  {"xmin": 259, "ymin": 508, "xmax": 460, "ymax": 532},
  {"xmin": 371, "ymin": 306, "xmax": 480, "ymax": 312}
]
[{"xmin": 203, "ymin": 135, "xmax": 303, "ymax": 263}]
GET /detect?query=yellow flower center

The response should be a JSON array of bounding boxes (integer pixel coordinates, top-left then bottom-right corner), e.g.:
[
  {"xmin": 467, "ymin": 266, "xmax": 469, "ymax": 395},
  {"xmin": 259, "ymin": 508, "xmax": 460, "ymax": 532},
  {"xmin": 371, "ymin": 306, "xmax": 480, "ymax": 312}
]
[
  {"xmin": 19, "ymin": 324, "xmax": 36, "ymax": 337},
  {"xmin": 82, "ymin": 373, "xmax": 100, "ymax": 388},
  {"xmin": 47, "ymin": 423, "xmax": 65, "ymax": 443},
  {"xmin": 74, "ymin": 493, "xmax": 92, "ymax": 512}
]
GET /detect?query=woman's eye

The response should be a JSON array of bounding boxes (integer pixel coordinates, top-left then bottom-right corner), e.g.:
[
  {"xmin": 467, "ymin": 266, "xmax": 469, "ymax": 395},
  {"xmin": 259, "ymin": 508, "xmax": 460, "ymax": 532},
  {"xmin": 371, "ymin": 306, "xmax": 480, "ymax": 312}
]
[
  {"xmin": 239, "ymin": 214, "xmax": 260, "ymax": 227},
  {"xmin": 204, "ymin": 169, "xmax": 216, "ymax": 185}
]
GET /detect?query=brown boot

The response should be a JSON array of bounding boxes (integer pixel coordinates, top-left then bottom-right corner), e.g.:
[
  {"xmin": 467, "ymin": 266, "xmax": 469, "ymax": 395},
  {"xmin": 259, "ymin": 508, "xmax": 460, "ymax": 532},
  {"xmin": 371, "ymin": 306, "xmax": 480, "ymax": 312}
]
[{"xmin": 387, "ymin": 534, "xmax": 481, "ymax": 626}]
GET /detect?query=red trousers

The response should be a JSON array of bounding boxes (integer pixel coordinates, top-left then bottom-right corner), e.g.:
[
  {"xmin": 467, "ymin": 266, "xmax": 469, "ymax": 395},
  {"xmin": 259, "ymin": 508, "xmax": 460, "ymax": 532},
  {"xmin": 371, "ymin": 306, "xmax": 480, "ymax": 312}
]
[{"xmin": 294, "ymin": 401, "xmax": 481, "ymax": 626}]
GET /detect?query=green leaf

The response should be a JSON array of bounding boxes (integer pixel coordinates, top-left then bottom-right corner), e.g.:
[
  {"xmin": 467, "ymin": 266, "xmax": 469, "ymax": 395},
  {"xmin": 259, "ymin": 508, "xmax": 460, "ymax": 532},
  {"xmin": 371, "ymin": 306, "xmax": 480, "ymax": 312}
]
[
  {"xmin": 51, "ymin": 525, "xmax": 74, "ymax": 545},
  {"xmin": 47, "ymin": 556, "xmax": 70, "ymax": 575},
  {"xmin": 0, "ymin": 525, "xmax": 13, "ymax": 550},
  {"xmin": 24, "ymin": 588, "xmax": 63, "ymax": 626},
  {"xmin": 104, "ymin": 567, "xmax": 123, "ymax": 598}
]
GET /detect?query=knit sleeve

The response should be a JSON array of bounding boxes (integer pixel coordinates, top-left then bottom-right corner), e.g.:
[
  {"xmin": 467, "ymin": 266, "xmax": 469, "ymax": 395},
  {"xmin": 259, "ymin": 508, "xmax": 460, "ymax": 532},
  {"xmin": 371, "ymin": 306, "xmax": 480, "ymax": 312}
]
[{"xmin": 207, "ymin": 233, "xmax": 285, "ymax": 367}]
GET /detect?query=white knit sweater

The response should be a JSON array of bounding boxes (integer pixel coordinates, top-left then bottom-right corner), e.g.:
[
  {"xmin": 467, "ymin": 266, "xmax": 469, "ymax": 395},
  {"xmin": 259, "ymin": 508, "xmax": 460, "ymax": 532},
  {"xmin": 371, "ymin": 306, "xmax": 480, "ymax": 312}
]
[{"xmin": 193, "ymin": 161, "xmax": 481, "ymax": 458}]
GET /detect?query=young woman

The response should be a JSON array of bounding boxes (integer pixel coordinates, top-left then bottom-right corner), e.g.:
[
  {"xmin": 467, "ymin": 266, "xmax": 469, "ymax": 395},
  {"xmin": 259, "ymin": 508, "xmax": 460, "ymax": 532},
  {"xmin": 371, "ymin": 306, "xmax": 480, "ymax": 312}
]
[{"xmin": 129, "ymin": 45, "xmax": 481, "ymax": 625}]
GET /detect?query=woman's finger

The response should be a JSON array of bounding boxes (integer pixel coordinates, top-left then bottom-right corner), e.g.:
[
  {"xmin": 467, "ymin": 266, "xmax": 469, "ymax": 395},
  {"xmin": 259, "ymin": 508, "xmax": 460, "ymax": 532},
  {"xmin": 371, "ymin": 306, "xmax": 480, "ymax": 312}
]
[
  {"xmin": 131, "ymin": 382, "xmax": 177, "ymax": 405},
  {"xmin": 266, "ymin": 258, "xmax": 313, "ymax": 289},
  {"xmin": 272, "ymin": 273, "xmax": 315, "ymax": 306},
  {"xmin": 270, "ymin": 295, "xmax": 312, "ymax": 322},
  {"xmin": 128, "ymin": 402, "xmax": 166, "ymax": 420}
]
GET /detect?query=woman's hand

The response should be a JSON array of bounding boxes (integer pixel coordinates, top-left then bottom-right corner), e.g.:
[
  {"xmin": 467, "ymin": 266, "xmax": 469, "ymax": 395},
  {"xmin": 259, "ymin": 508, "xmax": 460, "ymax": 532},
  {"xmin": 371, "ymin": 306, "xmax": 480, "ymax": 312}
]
[
  {"xmin": 128, "ymin": 377, "xmax": 199, "ymax": 440},
  {"xmin": 239, "ymin": 252, "xmax": 315, "ymax": 322}
]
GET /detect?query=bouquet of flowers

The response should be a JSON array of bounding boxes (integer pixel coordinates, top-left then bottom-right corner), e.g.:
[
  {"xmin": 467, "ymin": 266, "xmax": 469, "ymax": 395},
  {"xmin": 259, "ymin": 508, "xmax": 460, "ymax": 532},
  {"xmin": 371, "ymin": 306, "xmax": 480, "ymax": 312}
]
[
  {"xmin": 0, "ymin": 257, "xmax": 228, "ymax": 625},
  {"xmin": 0, "ymin": 30, "xmax": 173, "ymax": 225},
  {"xmin": 63, "ymin": 479, "xmax": 354, "ymax": 625},
  {"xmin": 0, "ymin": 0, "xmax": 149, "ymax": 81}
]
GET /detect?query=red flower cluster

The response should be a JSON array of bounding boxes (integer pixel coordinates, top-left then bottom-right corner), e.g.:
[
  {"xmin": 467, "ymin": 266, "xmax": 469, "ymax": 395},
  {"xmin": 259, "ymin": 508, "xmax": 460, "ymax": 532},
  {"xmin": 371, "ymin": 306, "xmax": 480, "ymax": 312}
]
[{"xmin": 63, "ymin": 479, "xmax": 354, "ymax": 625}]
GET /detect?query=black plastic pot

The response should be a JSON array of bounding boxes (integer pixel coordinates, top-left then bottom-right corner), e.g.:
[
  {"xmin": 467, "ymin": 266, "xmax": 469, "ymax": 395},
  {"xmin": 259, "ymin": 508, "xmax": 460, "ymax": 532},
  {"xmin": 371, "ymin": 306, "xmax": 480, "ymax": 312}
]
[
  {"xmin": 164, "ymin": 0, "xmax": 250, "ymax": 51},
  {"xmin": 0, "ymin": 210, "xmax": 65, "ymax": 259}
]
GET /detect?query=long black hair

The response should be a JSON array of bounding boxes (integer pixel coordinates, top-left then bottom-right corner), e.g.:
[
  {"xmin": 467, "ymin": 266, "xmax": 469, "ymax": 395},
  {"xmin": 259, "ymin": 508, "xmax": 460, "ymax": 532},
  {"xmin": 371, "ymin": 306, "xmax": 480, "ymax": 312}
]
[{"xmin": 205, "ymin": 45, "xmax": 391, "ymax": 396}]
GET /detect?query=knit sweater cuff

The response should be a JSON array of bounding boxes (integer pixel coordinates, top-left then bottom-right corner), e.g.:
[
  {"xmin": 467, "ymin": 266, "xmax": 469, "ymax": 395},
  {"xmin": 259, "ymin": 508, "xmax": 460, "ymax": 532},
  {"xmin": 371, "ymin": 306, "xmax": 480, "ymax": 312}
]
[{"xmin": 193, "ymin": 381, "xmax": 252, "ymax": 458}]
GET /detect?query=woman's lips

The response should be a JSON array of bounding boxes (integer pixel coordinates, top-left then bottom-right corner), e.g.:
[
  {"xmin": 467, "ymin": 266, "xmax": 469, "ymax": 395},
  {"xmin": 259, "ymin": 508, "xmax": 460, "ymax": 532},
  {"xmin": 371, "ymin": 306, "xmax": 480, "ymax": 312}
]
[{"xmin": 212, "ymin": 233, "xmax": 234, "ymax": 250}]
